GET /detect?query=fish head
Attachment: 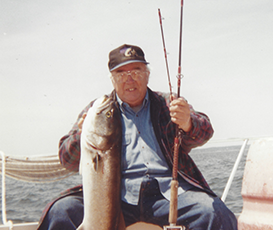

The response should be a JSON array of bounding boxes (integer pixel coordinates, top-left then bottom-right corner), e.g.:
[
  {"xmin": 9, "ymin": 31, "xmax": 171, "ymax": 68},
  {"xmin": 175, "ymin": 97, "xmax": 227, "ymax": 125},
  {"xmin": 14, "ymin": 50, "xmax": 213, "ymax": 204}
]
[{"xmin": 82, "ymin": 95, "xmax": 122, "ymax": 151}]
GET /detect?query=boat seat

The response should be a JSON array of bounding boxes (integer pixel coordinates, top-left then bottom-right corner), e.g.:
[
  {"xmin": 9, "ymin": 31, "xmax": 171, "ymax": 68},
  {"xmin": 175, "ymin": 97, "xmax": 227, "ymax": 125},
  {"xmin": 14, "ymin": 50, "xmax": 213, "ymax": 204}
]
[{"xmin": 238, "ymin": 137, "xmax": 273, "ymax": 229}]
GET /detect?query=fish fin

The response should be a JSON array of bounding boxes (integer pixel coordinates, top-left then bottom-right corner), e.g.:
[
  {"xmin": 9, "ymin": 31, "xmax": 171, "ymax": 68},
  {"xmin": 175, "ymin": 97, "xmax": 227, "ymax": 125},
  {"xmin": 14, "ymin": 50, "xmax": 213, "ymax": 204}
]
[{"xmin": 93, "ymin": 154, "xmax": 101, "ymax": 172}]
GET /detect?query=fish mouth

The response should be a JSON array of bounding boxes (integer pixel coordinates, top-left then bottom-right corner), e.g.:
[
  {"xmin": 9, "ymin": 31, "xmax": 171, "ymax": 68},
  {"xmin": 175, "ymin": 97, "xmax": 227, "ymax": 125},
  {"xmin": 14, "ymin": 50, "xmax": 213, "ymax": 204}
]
[{"xmin": 95, "ymin": 95, "xmax": 114, "ymax": 114}]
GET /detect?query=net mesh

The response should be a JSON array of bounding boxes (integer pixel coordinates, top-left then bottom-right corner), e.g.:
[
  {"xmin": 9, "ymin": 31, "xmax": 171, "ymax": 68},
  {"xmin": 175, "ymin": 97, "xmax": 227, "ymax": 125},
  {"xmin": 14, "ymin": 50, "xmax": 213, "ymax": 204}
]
[{"xmin": 0, "ymin": 153, "xmax": 76, "ymax": 183}]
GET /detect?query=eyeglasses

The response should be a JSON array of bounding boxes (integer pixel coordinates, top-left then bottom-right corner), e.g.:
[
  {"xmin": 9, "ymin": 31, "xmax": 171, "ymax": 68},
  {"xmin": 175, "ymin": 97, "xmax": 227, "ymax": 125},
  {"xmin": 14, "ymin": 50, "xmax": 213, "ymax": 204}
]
[{"xmin": 111, "ymin": 70, "xmax": 148, "ymax": 83}]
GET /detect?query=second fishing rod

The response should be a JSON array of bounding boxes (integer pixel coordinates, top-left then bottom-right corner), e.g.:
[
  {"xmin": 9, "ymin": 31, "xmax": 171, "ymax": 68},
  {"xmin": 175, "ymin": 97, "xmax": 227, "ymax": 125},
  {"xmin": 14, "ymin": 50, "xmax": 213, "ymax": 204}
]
[{"xmin": 159, "ymin": 0, "xmax": 185, "ymax": 229}]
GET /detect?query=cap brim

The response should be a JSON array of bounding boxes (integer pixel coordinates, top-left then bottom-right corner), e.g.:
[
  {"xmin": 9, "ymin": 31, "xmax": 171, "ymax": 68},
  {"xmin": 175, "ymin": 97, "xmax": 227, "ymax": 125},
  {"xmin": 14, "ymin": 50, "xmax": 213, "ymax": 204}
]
[{"xmin": 110, "ymin": 60, "xmax": 149, "ymax": 71}]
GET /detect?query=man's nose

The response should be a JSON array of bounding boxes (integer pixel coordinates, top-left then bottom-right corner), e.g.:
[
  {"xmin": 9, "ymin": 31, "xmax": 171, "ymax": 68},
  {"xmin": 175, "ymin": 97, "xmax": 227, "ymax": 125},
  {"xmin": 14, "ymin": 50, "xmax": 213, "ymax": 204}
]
[{"xmin": 125, "ymin": 73, "xmax": 135, "ymax": 83}]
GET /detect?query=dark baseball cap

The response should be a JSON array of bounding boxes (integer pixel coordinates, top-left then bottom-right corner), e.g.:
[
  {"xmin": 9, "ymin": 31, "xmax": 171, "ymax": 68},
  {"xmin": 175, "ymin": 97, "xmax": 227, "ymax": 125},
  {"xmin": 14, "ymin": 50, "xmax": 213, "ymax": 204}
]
[{"xmin": 108, "ymin": 44, "xmax": 149, "ymax": 71}]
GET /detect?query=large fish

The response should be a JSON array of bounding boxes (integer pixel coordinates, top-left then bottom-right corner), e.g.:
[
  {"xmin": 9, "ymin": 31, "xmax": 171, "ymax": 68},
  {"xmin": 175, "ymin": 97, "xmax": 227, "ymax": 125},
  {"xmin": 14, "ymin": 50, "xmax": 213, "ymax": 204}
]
[{"xmin": 77, "ymin": 95, "xmax": 126, "ymax": 230}]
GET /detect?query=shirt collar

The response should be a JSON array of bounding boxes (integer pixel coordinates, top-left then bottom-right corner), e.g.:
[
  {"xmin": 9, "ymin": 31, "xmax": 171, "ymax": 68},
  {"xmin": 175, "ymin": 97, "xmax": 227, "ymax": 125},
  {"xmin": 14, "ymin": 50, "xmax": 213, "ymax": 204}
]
[{"xmin": 116, "ymin": 90, "xmax": 149, "ymax": 114}]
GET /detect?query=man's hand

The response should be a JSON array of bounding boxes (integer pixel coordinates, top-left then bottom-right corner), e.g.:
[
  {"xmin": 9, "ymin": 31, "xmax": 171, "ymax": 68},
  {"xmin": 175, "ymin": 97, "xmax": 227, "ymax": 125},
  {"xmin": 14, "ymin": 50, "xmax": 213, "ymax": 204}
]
[
  {"xmin": 78, "ymin": 113, "xmax": 87, "ymax": 133},
  {"xmin": 169, "ymin": 97, "xmax": 192, "ymax": 132}
]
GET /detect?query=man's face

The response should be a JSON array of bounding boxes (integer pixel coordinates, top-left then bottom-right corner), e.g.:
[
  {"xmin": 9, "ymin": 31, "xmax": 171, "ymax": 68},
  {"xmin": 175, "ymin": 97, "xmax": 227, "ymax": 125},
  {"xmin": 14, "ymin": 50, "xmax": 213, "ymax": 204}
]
[{"xmin": 111, "ymin": 62, "xmax": 149, "ymax": 107}]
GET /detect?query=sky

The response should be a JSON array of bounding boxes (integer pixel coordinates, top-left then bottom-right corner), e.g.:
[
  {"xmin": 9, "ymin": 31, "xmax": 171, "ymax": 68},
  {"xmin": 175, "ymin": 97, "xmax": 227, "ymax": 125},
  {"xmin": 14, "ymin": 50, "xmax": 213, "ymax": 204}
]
[{"xmin": 1, "ymin": 0, "xmax": 273, "ymax": 156}]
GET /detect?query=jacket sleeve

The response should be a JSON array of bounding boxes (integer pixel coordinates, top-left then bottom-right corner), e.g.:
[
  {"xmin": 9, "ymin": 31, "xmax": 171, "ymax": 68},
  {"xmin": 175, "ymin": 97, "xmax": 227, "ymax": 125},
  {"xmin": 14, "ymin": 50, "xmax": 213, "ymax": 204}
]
[
  {"xmin": 180, "ymin": 105, "xmax": 214, "ymax": 152},
  {"xmin": 58, "ymin": 101, "xmax": 94, "ymax": 172}
]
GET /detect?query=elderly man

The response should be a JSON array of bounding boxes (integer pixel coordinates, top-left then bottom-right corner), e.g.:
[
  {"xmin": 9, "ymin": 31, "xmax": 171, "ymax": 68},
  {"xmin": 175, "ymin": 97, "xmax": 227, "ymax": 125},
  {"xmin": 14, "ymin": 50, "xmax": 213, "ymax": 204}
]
[{"xmin": 38, "ymin": 44, "xmax": 237, "ymax": 230}]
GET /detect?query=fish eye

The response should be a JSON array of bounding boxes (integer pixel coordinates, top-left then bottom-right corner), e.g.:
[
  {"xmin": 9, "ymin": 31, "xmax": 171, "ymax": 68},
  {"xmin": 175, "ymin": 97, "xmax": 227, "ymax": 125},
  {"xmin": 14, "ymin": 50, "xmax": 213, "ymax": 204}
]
[{"xmin": 105, "ymin": 111, "xmax": 112, "ymax": 118}]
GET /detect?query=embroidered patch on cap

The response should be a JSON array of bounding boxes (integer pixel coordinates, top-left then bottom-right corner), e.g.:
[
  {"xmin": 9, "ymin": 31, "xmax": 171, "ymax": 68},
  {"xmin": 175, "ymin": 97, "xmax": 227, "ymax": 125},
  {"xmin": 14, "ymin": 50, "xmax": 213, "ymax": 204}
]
[{"xmin": 108, "ymin": 44, "xmax": 148, "ymax": 71}]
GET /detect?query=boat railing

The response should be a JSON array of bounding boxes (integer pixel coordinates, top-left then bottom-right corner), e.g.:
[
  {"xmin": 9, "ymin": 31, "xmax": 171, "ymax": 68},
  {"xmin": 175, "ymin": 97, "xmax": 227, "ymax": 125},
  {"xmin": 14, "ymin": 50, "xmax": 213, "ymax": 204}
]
[
  {"xmin": 1, "ymin": 151, "xmax": 13, "ymax": 229},
  {"xmin": 221, "ymin": 139, "xmax": 249, "ymax": 202}
]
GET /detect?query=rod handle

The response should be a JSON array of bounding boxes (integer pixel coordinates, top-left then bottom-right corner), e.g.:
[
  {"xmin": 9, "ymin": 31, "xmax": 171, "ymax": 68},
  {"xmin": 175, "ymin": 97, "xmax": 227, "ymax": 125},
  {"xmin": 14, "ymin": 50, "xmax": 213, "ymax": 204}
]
[{"xmin": 169, "ymin": 180, "xmax": 179, "ymax": 225}]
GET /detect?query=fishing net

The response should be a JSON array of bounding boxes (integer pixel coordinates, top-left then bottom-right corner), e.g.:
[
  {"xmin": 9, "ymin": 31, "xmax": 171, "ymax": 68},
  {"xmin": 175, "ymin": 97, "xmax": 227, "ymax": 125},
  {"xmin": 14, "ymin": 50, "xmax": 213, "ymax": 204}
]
[{"xmin": 0, "ymin": 152, "xmax": 76, "ymax": 183}]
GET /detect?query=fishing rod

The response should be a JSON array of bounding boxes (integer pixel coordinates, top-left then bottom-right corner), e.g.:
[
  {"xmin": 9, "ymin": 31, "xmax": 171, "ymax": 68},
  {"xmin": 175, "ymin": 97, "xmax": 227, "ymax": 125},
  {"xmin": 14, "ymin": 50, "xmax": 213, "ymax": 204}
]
[
  {"xmin": 159, "ymin": 1, "xmax": 185, "ymax": 230},
  {"xmin": 168, "ymin": 1, "xmax": 184, "ymax": 229},
  {"xmin": 177, "ymin": 0, "xmax": 184, "ymax": 99},
  {"xmin": 158, "ymin": 9, "xmax": 173, "ymax": 98}
]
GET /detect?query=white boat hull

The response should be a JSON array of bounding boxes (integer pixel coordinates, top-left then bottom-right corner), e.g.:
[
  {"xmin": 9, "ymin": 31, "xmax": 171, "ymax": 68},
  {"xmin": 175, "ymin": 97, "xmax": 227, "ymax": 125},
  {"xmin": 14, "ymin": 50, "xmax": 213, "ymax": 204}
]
[
  {"xmin": 0, "ymin": 222, "xmax": 38, "ymax": 230},
  {"xmin": 0, "ymin": 222, "xmax": 162, "ymax": 230}
]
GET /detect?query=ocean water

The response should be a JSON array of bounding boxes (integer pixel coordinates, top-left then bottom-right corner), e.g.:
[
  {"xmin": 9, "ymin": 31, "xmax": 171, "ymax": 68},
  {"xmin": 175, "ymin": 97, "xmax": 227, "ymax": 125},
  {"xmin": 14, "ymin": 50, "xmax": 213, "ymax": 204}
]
[{"xmin": 0, "ymin": 145, "xmax": 248, "ymax": 224}]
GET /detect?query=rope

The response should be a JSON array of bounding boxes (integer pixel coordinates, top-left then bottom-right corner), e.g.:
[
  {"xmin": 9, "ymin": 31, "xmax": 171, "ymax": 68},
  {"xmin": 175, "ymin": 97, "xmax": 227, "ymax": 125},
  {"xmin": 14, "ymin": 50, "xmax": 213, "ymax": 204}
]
[{"xmin": 0, "ymin": 152, "xmax": 76, "ymax": 183}]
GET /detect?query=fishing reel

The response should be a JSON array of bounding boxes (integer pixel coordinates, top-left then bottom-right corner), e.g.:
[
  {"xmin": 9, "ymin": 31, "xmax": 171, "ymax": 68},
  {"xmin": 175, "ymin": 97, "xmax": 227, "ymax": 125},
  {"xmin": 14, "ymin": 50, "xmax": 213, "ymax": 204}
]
[{"xmin": 163, "ymin": 225, "xmax": 185, "ymax": 230}]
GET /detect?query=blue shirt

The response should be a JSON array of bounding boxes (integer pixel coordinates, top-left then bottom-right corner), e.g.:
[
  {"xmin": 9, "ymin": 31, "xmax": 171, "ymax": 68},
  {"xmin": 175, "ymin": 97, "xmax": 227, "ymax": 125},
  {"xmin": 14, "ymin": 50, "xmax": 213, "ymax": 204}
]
[{"xmin": 117, "ymin": 91, "xmax": 193, "ymax": 205}]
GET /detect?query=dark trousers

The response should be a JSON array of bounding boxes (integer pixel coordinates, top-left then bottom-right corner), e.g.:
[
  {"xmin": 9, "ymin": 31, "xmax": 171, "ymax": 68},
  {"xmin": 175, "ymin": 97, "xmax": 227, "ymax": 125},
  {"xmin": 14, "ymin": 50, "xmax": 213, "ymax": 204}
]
[{"xmin": 39, "ymin": 176, "xmax": 237, "ymax": 230}]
